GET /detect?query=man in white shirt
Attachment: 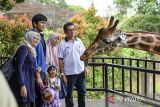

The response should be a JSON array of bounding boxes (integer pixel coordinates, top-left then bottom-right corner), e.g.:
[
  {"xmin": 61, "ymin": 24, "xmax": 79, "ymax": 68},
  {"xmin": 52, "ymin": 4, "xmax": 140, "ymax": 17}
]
[{"xmin": 58, "ymin": 22, "xmax": 88, "ymax": 107}]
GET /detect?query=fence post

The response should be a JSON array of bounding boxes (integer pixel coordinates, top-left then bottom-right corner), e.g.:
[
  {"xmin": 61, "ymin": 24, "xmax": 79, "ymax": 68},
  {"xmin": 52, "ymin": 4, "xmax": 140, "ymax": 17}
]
[{"xmin": 105, "ymin": 64, "xmax": 109, "ymax": 107}]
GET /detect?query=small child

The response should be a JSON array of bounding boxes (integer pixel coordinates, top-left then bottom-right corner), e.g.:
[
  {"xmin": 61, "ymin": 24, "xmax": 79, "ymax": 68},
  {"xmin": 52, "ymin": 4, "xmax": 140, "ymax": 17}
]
[{"xmin": 41, "ymin": 65, "xmax": 61, "ymax": 107}]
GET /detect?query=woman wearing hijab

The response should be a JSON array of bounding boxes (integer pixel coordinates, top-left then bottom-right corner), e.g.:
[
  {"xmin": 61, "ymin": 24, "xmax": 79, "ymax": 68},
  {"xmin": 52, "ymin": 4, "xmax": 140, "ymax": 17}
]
[
  {"xmin": 46, "ymin": 33, "xmax": 60, "ymax": 71},
  {"xmin": 9, "ymin": 31, "xmax": 41, "ymax": 107}
]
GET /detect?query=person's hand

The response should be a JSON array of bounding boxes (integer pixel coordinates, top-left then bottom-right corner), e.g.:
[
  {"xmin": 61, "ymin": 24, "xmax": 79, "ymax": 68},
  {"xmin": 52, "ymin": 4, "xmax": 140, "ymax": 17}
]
[
  {"xmin": 84, "ymin": 67, "xmax": 89, "ymax": 77},
  {"xmin": 20, "ymin": 85, "xmax": 27, "ymax": 97},
  {"xmin": 61, "ymin": 73, "xmax": 67, "ymax": 84},
  {"xmin": 37, "ymin": 67, "xmax": 41, "ymax": 73},
  {"xmin": 35, "ymin": 72, "xmax": 43, "ymax": 88},
  {"xmin": 36, "ymin": 77, "xmax": 43, "ymax": 88}
]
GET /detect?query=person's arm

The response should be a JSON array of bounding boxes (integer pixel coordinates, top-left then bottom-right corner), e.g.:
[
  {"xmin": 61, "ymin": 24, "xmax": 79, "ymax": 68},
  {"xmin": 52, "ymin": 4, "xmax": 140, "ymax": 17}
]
[
  {"xmin": 15, "ymin": 46, "xmax": 28, "ymax": 97},
  {"xmin": 35, "ymin": 71, "xmax": 43, "ymax": 88},
  {"xmin": 59, "ymin": 58, "xmax": 67, "ymax": 83},
  {"xmin": 58, "ymin": 41, "xmax": 67, "ymax": 83},
  {"xmin": 84, "ymin": 66, "xmax": 89, "ymax": 77},
  {"xmin": 59, "ymin": 58, "xmax": 64, "ymax": 75},
  {"xmin": 34, "ymin": 60, "xmax": 43, "ymax": 88},
  {"xmin": 15, "ymin": 46, "xmax": 28, "ymax": 86},
  {"xmin": 0, "ymin": 72, "xmax": 18, "ymax": 107}
]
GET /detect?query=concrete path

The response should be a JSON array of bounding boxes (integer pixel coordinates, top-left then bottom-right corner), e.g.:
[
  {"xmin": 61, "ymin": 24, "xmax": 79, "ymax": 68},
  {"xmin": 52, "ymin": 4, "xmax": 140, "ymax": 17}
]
[{"xmin": 61, "ymin": 98, "xmax": 149, "ymax": 107}]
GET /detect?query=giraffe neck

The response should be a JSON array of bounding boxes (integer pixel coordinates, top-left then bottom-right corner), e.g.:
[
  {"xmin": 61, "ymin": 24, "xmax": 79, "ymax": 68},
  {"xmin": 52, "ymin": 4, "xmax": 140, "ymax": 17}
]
[{"xmin": 125, "ymin": 32, "xmax": 160, "ymax": 55}]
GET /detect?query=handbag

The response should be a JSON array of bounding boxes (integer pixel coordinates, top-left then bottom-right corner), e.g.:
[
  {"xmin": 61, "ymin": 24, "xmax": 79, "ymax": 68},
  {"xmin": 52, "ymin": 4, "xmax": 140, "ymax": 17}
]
[
  {"xmin": 0, "ymin": 57, "xmax": 15, "ymax": 82},
  {"xmin": 59, "ymin": 80, "xmax": 67, "ymax": 99}
]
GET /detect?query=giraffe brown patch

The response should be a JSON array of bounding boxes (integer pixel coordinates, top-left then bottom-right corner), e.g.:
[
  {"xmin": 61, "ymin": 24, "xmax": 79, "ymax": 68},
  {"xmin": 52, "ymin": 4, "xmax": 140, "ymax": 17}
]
[
  {"xmin": 153, "ymin": 46, "xmax": 160, "ymax": 53},
  {"xmin": 156, "ymin": 36, "xmax": 160, "ymax": 41},
  {"xmin": 139, "ymin": 43, "xmax": 150, "ymax": 50},
  {"xmin": 141, "ymin": 36, "xmax": 154, "ymax": 43},
  {"xmin": 128, "ymin": 44, "xmax": 136, "ymax": 48},
  {"xmin": 127, "ymin": 37, "xmax": 138, "ymax": 44},
  {"xmin": 126, "ymin": 34, "xmax": 134, "ymax": 37},
  {"xmin": 153, "ymin": 42, "xmax": 160, "ymax": 52}
]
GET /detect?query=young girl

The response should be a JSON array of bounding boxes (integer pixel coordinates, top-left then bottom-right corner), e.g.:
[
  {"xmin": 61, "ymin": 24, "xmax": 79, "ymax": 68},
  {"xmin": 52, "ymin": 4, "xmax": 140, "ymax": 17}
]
[{"xmin": 41, "ymin": 65, "xmax": 61, "ymax": 107}]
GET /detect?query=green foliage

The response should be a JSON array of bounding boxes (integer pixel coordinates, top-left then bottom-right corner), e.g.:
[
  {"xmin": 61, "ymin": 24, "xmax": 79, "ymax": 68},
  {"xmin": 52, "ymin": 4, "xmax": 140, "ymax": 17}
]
[
  {"xmin": 113, "ymin": 0, "xmax": 132, "ymax": 15},
  {"xmin": 120, "ymin": 14, "xmax": 160, "ymax": 32},
  {"xmin": 36, "ymin": 0, "xmax": 67, "ymax": 8},
  {"xmin": 0, "ymin": 0, "xmax": 14, "ymax": 11},
  {"xmin": 113, "ymin": 0, "xmax": 160, "ymax": 16},
  {"xmin": 84, "ymin": 6, "xmax": 108, "ymax": 45},
  {"xmin": 43, "ymin": 28, "xmax": 54, "ymax": 41},
  {"xmin": 36, "ymin": 0, "xmax": 55, "ymax": 4},
  {"xmin": 71, "ymin": 6, "xmax": 108, "ymax": 47},
  {"xmin": 67, "ymin": 5, "xmax": 85, "ymax": 12},
  {"xmin": 0, "ymin": 0, "xmax": 24, "ymax": 11},
  {"xmin": 136, "ymin": 0, "xmax": 160, "ymax": 15},
  {"xmin": 0, "ymin": 14, "xmax": 31, "ymax": 56},
  {"xmin": 36, "ymin": 0, "xmax": 85, "ymax": 12}
]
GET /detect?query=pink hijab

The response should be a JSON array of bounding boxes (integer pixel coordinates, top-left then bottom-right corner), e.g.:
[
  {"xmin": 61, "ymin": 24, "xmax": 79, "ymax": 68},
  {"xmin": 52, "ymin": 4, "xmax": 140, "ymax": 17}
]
[{"xmin": 46, "ymin": 33, "xmax": 59, "ymax": 71}]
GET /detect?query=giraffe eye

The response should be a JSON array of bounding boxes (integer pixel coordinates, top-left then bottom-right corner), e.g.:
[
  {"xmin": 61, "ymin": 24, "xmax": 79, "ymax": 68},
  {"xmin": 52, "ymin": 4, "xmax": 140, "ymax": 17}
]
[{"xmin": 84, "ymin": 52, "xmax": 88, "ymax": 56}]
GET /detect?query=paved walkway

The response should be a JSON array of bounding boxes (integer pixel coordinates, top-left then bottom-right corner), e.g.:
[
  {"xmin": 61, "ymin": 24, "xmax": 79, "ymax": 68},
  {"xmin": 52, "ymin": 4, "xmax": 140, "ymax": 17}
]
[
  {"xmin": 61, "ymin": 98, "xmax": 148, "ymax": 107},
  {"xmin": 61, "ymin": 98, "xmax": 105, "ymax": 107}
]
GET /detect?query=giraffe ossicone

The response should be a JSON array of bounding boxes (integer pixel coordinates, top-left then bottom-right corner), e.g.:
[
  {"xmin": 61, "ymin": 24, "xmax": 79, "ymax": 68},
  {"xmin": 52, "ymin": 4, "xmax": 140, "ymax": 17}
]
[{"xmin": 80, "ymin": 16, "xmax": 119, "ymax": 61}]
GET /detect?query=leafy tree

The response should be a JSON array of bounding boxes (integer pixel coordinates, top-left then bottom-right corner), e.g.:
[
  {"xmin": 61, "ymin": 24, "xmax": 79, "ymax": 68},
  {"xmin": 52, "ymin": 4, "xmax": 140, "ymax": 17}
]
[
  {"xmin": 136, "ymin": 0, "xmax": 160, "ymax": 15},
  {"xmin": 120, "ymin": 14, "xmax": 160, "ymax": 32},
  {"xmin": 0, "ymin": 14, "xmax": 31, "ymax": 56},
  {"xmin": 84, "ymin": 6, "xmax": 108, "ymax": 44},
  {"xmin": 113, "ymin": 0, "xmax": 132, "ymax": 15},
  {"xmin": 67, "ymin": 5, "xmax": 85, "ymax": 12},
  {"xmin": 0, "ymin": 0, "xmax": 25, "ymax": 11},
  {"xmin": 113, "ymin": 0, "xmax": 160, "ymax": 15},
  {"xmin": 36, "ymin": 0, "xmax": 67, "ymax": 8},
  {"xmin": 70, "ymin": 6, "xmax": 108, "ymax": 47}
]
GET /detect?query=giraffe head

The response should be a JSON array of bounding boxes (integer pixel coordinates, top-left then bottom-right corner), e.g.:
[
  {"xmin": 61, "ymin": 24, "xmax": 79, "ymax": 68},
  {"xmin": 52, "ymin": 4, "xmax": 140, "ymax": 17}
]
[{"xmin": 80, "ymin": 17, "xmax": 120, "ymax": 61}]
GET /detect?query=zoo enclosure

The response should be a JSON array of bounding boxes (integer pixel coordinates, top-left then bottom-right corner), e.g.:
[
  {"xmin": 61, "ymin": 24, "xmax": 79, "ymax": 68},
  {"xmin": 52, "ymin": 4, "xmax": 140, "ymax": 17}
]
[{"xmin": 1, "ymin": 57, "xmax": 160, "ymax": 106}]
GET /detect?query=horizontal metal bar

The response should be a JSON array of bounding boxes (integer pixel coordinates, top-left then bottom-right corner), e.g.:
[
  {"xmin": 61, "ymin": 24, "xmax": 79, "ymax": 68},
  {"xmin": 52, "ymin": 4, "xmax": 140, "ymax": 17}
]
[
  {"xmin": 91, "ymin": 57, "xmax": 160, "ymax": 63},
  {"xmin": 88, "ymin": 63, "xmax": 160, "ymax": 75},
  {"xmin": 74, "ymin": 88, "xmax": 105, "ymax": 91}
]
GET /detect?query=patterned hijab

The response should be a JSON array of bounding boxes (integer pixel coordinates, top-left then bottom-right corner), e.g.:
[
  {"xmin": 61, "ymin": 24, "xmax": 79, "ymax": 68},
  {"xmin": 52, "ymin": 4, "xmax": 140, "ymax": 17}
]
[{"xmin": 22, "ymin": 31, "xmax": 40, "ymax": 57}]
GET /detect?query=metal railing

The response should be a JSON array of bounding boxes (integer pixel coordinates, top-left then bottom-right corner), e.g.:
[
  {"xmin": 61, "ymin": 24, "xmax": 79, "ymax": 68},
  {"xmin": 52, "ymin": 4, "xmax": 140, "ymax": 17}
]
[
  {"xmin": 87, "ymin": 57, "xmax": 160, "ymax": 106},
  {"xmin": 1, "ymin": 57, "xmax": 160, "ymax": 106}
]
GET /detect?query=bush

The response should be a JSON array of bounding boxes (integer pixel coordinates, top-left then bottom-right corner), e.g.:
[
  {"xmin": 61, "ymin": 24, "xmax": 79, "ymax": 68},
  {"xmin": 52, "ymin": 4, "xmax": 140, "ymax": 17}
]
[{"xmin": 0, "ymin": 14, "xmax": 31, "ymax": 56}]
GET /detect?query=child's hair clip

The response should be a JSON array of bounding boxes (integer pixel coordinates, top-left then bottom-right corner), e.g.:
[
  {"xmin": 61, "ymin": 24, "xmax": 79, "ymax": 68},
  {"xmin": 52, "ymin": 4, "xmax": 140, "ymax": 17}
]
[{"xmin": 47, "ymin": 65, "xmax": 56, "ymax": 72}]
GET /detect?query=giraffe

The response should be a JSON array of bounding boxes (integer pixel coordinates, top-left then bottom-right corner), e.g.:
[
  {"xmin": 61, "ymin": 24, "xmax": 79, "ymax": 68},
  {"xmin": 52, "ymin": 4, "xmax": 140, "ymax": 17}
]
[
  {"xmin": 80, "ymin": 16, "xmax": 120, "ymax": 61},
  {"xmin": 80, "ymin": 18, "xmax": 160, "ymax": 61}
]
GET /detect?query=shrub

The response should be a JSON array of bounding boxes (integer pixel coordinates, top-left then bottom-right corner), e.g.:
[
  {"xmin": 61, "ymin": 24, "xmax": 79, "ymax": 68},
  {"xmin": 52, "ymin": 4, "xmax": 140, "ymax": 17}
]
[{"xmin": 0, "ymin": 14, "xmax": 31, "ymax": 56}]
